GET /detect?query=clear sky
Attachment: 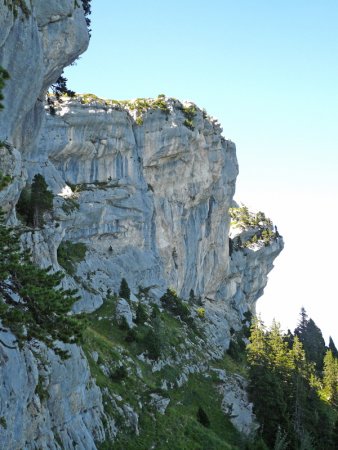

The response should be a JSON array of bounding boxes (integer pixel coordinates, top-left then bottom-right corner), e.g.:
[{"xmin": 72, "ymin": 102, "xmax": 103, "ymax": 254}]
[{"xmin": 65, "ymin": 0, "xmax": 338, "ymax": 344}]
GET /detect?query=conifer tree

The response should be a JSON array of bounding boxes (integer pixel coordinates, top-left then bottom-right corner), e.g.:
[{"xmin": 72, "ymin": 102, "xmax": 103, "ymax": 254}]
[
  {"xmin": 0, "ymin": 66, "xmax": 10, "ymax": 110},
  {"xmin": 119, "ymin": 278, "xmax": 130, "ymax": 300},
  {"xmin": 30, "ymin": 174, "xmax": 54, "ymax": 227},
  {"xmin": 0, "ymin": 210, "xmax": 84, "ymax": 357},
  {"xmin": 16, "ymin": 174, "xmax": 54, "ymax": 227},
  {"xmin": 329, "ymin": 336, "xmax": 338, "ymax": 359},
  {"xmin": 294, "ymin": 309, "xmax": 326, "ymax": 372},
  {"xmin": 322, "ymin": 350, "xmax": 338, "ymax": 406}
]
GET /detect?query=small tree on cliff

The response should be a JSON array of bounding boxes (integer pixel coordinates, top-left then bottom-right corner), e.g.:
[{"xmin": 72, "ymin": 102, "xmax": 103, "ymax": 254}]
[
  {"xmin": 0, "ymin": 66, "xmax": 10, "ymax": 110},
  {"xmin": 119, "ymin": 278, "xmax": 130, "ymax": 300},
  {"xmin": 0, "ymin": 209, "xmax": 84, "ymax": 357},
  {"xmin": 16, "ymin": 174, "xmax": 53, "ymax": 228}
]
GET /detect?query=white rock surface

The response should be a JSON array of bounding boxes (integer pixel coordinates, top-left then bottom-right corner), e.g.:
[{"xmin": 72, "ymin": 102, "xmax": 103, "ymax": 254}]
[
  {"xmin": 0, "ymin": 329, "xmax": 111, "ymax": 450},
  {"xmin": 213, "ymin": 369, "xmax": 258, "ymax": 436},
  {"xmin": 115, "ymin": 298, "xmax": 134, "ymax": 328}
]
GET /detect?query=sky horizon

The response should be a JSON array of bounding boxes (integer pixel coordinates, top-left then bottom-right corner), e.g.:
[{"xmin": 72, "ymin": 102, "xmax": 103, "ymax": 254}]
[{"xmin": 65, "ymin": 0, "xmax": 338, "ymax": 344}]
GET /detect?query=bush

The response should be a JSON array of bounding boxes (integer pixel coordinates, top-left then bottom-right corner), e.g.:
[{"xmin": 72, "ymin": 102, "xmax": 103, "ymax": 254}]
[
  {"xmin": 0, "ymin": 172, "xmax": 12, "ymax": 190},
  {"xmin": 125, "ymin": 327, "xmax": 137, "ymax": 343},
  {"xmin": 197, "ymin": 307, "xmax": 205, "ymax": 319},
  {"xmin": 144, "ymin": 328, "xmax": 161, "ymax": 360},
  {"xmin": 57, "ymin": 240, "xmax": 87, "ymax": 276},
  {"xmin": 118, "ymin": 316, "xmax": 130, "ymax": 331},
  {"xmin": 0, "ymin": 66, "xmax": 10, "ymax": 110},
  {"xmin": 197, "ymin": 407, "xmax": 210, "ymax": 428},
  {"xmin": 111, "ymin": 365, "xmax": 128, "ymax": 381},
  {"xmin": 160, "ymin": 288, "xmax": 194, "ymax": 326}
]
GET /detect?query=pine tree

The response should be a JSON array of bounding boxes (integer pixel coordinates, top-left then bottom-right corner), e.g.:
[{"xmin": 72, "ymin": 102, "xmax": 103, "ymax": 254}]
[
  {"xmin": 247, "ymin": 318, "xmax": 289, "ymax": 447},
  {"xmin": 30, "ymin": 174, "xmax": 54, "ymax": 227},
  {"xmin": 0, "ymin": 210, "xmax": 84, "ymax": 357},
  {"xmin": 329, "ymin": 336, "xmax": 338, "ymax": 358},
  {"xmin": 0, "ymin": 66, "xmax": 10, "ymax": 110},
  {"xmin": 119, "ymin": 278, "xmax": 130, "ymax": 300},
  {"xmin": 294, "ymin": 309, "xmax": 326, "ymax": 372},
  {"xmin": 322, "ymin": 350, "xmax": 338, "ymax": 406},
  {"xmin": 16, "ymin": 174, "xmax": 54, "ymax": 227}
]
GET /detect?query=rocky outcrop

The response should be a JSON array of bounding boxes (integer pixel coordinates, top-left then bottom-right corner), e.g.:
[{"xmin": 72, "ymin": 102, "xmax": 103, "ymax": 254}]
[
  {"xmin": 0, "ymin": 329, "xmax": 115, "ymax": 450},
  {"xmin": 27, "ymin": 97, "xmax": 239, "ymax": 318},
  {"xmin": 0, "ymin": 0, "xmax": 89, "ymax": 211},
  {"xmin": 213, "ymin": 369, "xmax": 258, "ymax": 436},
  {"xmin": 24, "ymin": 96, "xmax": 282, "ymax": 350}
]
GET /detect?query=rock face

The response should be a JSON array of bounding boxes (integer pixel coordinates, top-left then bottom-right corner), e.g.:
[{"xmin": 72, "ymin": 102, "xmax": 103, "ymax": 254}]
[
  {"xmin": 0, "ymin": 1, "xmax": 284, "ymax": 448},
  {"xmin": 31, "ymin": 97, "xmax": 239, "ymax": 318},
  {"xmin": 213, "ymin": 369, "xmax": 258, "ymax": 436},
  {"xmin": 0, "ymin": 329, "xmax": 113, "ymax": 450},
  {"xmin": 0, "ymin": 0, "xmax": 89, "ymax": 216},
  {"xmin": 28, "ymin": 96, "xmax": 282, "ymax": 348}
]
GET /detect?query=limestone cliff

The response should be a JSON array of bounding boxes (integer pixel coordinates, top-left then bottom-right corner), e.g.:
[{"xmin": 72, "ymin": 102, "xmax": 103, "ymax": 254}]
[{"xmin": 0, "ymin": 1, "xmax": 283, "ymax": 449}]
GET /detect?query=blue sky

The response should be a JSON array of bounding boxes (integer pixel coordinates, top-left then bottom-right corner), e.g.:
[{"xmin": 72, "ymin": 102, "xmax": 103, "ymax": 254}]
[{"xmin": 65, "ymin": 0, "xmax": 338, "ymax": 343}]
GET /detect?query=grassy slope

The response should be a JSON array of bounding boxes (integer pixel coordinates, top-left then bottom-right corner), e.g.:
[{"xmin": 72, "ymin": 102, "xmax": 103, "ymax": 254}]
[{"xmin": 81, "ymin": 296, "xmax": 247, "ymax": 449}]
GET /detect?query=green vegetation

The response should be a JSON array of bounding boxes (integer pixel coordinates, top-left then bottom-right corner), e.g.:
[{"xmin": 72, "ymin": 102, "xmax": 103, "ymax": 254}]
[
  {"xmin": 160, "ymin": 288, "xmax": 195, "ymax": 328},
  {"xmin": 0, "ymin": 209, "xmax": 84, "ymax": 358},
  {"xmin": 61, "ymin": 196, "xmax": 80, "ymax": 215},
  {"xmin": 4, "ymin": 0, "xmax": 30, "ymax": 18},
  {"xmin": 76, "ymin": 94, "xmax": 170, "ymax": 125},
  {"xmin": 16, "ymin": 174, "xmax": 54, "ymax": 227},
  {"xmin": 0, "ymin": 416, "xmax": 7, "ymax": 429},
  {"xmin": 247, "ymin": 314, "xmax": 338, "ymax": 449},
  {"xmin": 57, "ymin": 240, "xmax": 87, "ymax": 276},
  {"xmin": 0, "ymin": 66, "xmax": 10, "ymax": 110},
  {"xmin": 81, "ymin": 294, "xmax": 247, "ymax": 449},
  {"xmin": 0, "ymin": 172, "xmax": 12, "ymax": 190},
  {"xmin": 229, "ymin": 205, "xmax": 273, "ymax": 230},
  {"xmin": 229, "ymin": 205, "xmax": 278, "ymax": 250},
  {"xmin": 181, "ymin": 104, "xmax": 197, "ymax": 130},
  {"xmin": 35, "ymin": 375, "xmax": 50, "ymax": 402},
  {"xmin": 119, "ymin": 278, "xmax": 131, "ymax": 300}
]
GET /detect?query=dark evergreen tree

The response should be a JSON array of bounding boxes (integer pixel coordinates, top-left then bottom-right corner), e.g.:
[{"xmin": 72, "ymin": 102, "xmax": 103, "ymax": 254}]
[
  {"xmin": 329, "ymin": 336, "xmax": 338, "ymax": 359},
  {"xmin": 119, "ymin": 278, "xmax": 130, "ymax": 300},
  {"xmin": 50, "ymin": 73, "xmax": 75, "ymax": 101},
  {"xmin": 30, "ymin": 174, "xmax": 54, "ymax": 227},
  {"xmin": 247, "ymin": 315, "xmax": 337, "ymax": 450},
  {"xmin": 16, "ymin": 174, "xmax": 54, "ymax": 227},
  {"xmin": 0, "ymin": 66, "xmax": 10, "ymax": 110},
  {"xmin": 294, "ymin": 309, "xmax": 326, "ymax": 372},
  {"xmin": 196, "ymin": 407, "xmax": 210, "ymax": 428},
  {"xmin": 0, "ymin": 210, "xmax": 84, "ymax": 357},
  {"xmin": 80, "ymin": 0, "xmax": 92, "ymax": 28},
  {"xmin": 135, "ymin": 302, "xmax": 147, "ymax": 325}
]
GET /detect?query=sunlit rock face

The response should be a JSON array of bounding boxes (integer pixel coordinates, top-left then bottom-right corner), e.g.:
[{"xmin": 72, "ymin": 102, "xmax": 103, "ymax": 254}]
[
  {"xmin": 0, "ymin": 0, "xmax": 89, "ymax": 216},
  {"xmin": 30, "ymin": 98, "xmax": 239, "ymax": 316},
  {"xmin": 0, "ymin": 330, "xmax": 114, "ymax": 450}
]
